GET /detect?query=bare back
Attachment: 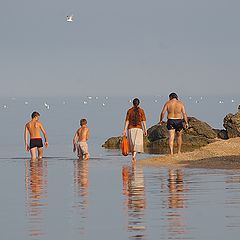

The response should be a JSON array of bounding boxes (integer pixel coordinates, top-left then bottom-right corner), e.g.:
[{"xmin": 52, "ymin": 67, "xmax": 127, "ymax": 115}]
[
  {"xmin": 26, "ymin": 120, "xmax": 43, "ymax": 138},
  {"xmin": 166, "ymin": 99, "xmax": 185, "ymax": 119},
  {"xmin": 76, "ymin": 126, "xmax": 89, "ymax": 142}
]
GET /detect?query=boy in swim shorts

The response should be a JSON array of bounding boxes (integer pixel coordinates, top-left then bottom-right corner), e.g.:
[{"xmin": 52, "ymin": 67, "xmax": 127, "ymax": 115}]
[
  {"xmin": 24, "ymin": 111, "xmax": 49, "ymax": 160},
  {"xmin": 73, "ymin": 119, "xmax": 90, "ymax": 160}
]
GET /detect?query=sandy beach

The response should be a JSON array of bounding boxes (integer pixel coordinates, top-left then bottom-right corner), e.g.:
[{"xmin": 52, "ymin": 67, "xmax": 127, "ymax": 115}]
[{"xmin": 139, "ymin": 137, "xmax": 240, "ymax": 169}]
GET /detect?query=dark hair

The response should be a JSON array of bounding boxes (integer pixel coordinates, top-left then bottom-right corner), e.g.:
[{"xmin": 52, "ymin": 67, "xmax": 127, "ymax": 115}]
[
  {"xmin": 169, "ymin": 92, "xmax": 178, "ymax": 100},
  {"xmin": 133, "ymin": 98, "xmax": 140, "ymax": 107},
  {"xmin": 31, "ymin": 111, "xmax": 40, "ymax": 119},
  {"xmin": 131, "ymin": 98, "xmax": 141, "ymax": 126},
  {"xmin": 80, "ymin": 118, "xmax": 87, "ymax": 126}
]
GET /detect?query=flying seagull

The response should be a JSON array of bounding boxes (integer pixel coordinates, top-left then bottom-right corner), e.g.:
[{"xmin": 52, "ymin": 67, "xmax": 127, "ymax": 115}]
[{"xmin": 67, "ymin": 15, "xmax": 74, "ymax": 22}]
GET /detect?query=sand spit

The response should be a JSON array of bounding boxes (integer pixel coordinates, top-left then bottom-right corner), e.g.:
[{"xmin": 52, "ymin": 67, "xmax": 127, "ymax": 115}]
[{"xmin": 139, "ymin": 137, "xmax": 240, "ymax": 169}]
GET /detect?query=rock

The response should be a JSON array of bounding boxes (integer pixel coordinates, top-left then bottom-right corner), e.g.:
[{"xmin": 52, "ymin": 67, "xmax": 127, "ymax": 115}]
[
  {"xmin": 147, "ymin": 122, "xmax": 168, "ymax": 142},
  {"xmin": 213, "ymin": 129, "xmax": 228, "ymax": 140},
  {"xmin": 223, "ymin": 112, "xmax": 240, "ymax": 138},
  {"xmin": 102, "ymin": 136, "xmax": 122, "ymax": 148},
  {"xmin": 185, "ymin": 117, "xmax": 218, "ymax": 139}
]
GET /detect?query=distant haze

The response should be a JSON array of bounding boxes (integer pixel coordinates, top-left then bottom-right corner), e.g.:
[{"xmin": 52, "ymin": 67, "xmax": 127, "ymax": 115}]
[{"xmin": 0, "ymin": 0, "xmax": 239, "ymax": 97}]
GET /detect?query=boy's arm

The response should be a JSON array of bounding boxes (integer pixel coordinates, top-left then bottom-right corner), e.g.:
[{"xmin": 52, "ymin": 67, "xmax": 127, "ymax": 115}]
[
  {"xmin": 73, "ymin": 131, "xmax": 78, "ymax": 152},
  {"xmin": 73, "ymin": 130, "xmax": 78, "ymax": 145},
  {"xmin": 86, "ymin": 129, "xmax": 90, "ymax": 141},
  {"xmin": 39, "ymin": 123, "xmax": 49, "ymax": 147},
  {"xmin": 24, "ymin": 125, "xmax": 29, "ymax": 151}
]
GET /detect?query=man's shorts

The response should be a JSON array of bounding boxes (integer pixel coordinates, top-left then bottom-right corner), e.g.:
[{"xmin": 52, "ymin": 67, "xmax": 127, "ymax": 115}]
[
  {"xmin": 167, "ymin": 119, "xmax": 184, "ymax": 132},
  {"xmin": 30, "ymin": 138, "xmax": 43, "ymax": 149}
]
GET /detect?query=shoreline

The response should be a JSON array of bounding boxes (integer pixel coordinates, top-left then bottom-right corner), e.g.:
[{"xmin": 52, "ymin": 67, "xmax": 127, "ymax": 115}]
[{"xmin": 138, "ymin": 137, "xmax": 240, "ymax": 170}]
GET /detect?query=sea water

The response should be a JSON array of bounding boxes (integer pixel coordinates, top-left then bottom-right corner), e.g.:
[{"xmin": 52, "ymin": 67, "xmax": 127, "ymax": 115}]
[{"xmin": 0, "ymin": 95, "xmax": 240, "ymax": 240}]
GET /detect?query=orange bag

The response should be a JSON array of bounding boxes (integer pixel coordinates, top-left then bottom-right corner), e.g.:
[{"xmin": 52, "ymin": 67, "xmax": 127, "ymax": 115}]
[{"xmin": 121, "ymin": 136, "xmax": 129, "ymax": 156}]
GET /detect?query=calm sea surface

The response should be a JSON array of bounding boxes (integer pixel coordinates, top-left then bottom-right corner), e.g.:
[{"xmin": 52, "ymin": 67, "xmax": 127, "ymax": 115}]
[{"xmin": 0, "ymin": 95, "xmax": 240, "ymax": 240}]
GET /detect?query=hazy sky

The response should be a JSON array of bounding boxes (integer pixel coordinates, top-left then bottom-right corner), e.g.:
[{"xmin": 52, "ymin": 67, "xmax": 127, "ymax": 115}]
[{"xmin": 1, "ymin": 0, "xmax": 240, "ymax": 97}]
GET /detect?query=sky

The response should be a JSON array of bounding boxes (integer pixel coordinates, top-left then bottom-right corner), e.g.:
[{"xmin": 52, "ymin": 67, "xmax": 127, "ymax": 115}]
[{"xmin": 0, "ymin": 0, "xmax": 240, "ymax": 97}]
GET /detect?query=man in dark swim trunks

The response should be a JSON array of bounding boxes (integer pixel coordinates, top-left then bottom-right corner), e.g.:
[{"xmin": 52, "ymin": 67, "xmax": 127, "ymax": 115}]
[
  {"xmin": 159, "ymin": 93, "xmax": 189, "ymax": 155},
  {"xmin": 24, "ymin": 111, "xmax": 49, "ymax": 160}
]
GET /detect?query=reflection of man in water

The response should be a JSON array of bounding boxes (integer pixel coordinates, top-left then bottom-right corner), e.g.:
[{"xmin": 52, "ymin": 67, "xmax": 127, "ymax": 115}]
[
  {"xmin": 159, "ymin": 93, "xmax": 188, "ymax": 155},
  {"xmin": 122, "ymin": 165, "xmax": 146, "ymax": 239},
  {"xmin": 168, "ymin": 169, "xmax": 185, "ymax": 209},
  {"xmin": 167, "ymin": 169, "xmax": 188, "ymax": 237},
  {"xmin": 25, "ymin": 159, "xmax": 48, "ymax": 237}
]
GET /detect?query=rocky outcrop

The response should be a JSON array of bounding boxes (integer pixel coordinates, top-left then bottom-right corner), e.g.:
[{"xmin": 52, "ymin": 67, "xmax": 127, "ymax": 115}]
[
  {"xmin": 102, "ymin": 117, "xmax": 220, "ymax": 154},
  {"xmin": 223, "ymin": 112, "xmax": 240, "ymax": 138}
]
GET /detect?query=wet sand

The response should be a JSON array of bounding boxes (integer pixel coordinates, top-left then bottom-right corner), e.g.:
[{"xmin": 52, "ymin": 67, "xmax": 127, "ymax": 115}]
[{"xmin": 139, "ymin": 138, "xmax": 240, "ymax": 169}]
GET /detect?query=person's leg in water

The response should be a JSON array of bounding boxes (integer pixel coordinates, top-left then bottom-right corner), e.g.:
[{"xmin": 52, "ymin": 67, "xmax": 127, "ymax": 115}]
[
  {"xmin": 85, "ymin": 153, "xmax": 90, "ymax": 160},
  {"xmin": 168, "ymin": 129, "xmax": 175, "ymax": 155},
  {"xmin": 30, "ymin": 147, "xmax": 37, "ymax": 160},
  {"xmin": 38, "ymin": 147, "xmax": 44, "ymax": 159},
  {"xmin": 132, "ymin": 151, "xmax": 137, "ymax": 163},
  {"xmin": 176, "ymin": 130, "xmax": 183, "ymax": 154},
  {"xmin": 77, "ymin": 144, "xmax": 83, "ymax": 160}
]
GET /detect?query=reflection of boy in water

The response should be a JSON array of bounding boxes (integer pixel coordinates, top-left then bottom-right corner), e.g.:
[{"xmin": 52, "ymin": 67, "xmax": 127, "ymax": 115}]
[
  {"xmin": 73, "ymin": 119, "xmax": 90, "ymax": 160},
  {"xmin": 25, "ymin": 159, "xmax": 48, "ymax": 238}
]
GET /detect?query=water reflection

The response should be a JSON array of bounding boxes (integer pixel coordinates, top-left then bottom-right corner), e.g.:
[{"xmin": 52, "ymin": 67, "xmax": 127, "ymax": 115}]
[
  {"xmin": 225, "ymin": 173, "xmax": 240, "ymax": 229},
  {"xmin": 122, "ymin": 164, "xmax": 146, "ymax": 239},
  {"xmin": 168, "ymin": 169, "xmax": 187, "ymax": 209},
  {"xmin": 25, "ymin": 159, "xmax": 48, "ymax": 238},
  {"xmin": 73, "ymin": 159, "xmax": 89, "ymax": 234},
  {"xmin": 165, "ymin": 169, "xmax": 188, "ymax": 238}
]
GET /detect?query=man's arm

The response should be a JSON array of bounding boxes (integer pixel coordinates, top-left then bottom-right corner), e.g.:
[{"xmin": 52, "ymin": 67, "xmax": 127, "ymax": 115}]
[
  {"xmin": 24, "ymin": 125, "xmax": 29, "ymax": 151},
  {"xmin": 181, "ymin": 104, "xmax": 189, "ymax": 128},
  {"xmin": 40, "ymin": 123, "xmax": 49, "ymax": 148},
  {"xmin": 159, "ymin": 103, "xmax": 168, "ymax": 125}
]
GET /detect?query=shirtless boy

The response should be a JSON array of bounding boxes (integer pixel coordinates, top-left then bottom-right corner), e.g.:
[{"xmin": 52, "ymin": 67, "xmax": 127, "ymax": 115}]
[
  {"xmin": 73, "ymin": 119, "xmax": 90, "ymax": 160},
  {"xmin": 24, "ymin": 111, "xmax": 49, "ymax": 160},
  {"xmin": 159, "ymin": 93, "xmax": 188, "ymax": 155}
]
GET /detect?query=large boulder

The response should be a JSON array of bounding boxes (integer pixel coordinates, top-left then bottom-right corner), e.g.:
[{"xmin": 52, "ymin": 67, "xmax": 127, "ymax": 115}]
[
  {"xmin": 102, "ymin": 136, "xmax": 122, "ymax": 148},
  {"xmin": 147, "ymin": 122, "xmax": 168, "ymax": 142},
  {"xmin": 223, "ymin": 112, "xmax": 240, "ymax": 138},
  {"xmin": 185, "ymin": 117, "xmax": 218, "ymax": 139}
]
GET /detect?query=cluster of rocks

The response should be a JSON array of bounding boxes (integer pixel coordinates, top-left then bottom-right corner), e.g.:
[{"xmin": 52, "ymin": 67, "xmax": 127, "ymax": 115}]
[{"xmin": 102, "ymin": 112, "xmax": 240, "ymax": 154}]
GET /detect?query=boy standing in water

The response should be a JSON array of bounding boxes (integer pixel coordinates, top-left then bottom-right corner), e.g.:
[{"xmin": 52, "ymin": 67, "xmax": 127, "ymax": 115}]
[
  {"xmin": 24, "ymin": 111, "xmax": 49, "ymax": 160},
  {"xmin": 73, "ymin": 119, "xmax": 90, "ymax": 160}
]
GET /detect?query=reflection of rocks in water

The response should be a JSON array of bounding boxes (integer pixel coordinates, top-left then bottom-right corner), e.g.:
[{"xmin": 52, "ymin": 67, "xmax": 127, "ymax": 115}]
[
  {"xmin": 73, "ymin": 159, "xmax": 89, "ymax": 234},
  {"xmin": 225, "ymin": 173, "xmax": 240, "ymax": 229},
  {"xmin": 25, "ymin": 159, "xmax": 48, "ymax": 238},
  {"xmin": 122, "ymin": 165, "xmax": 146, "ymax": 239}
]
